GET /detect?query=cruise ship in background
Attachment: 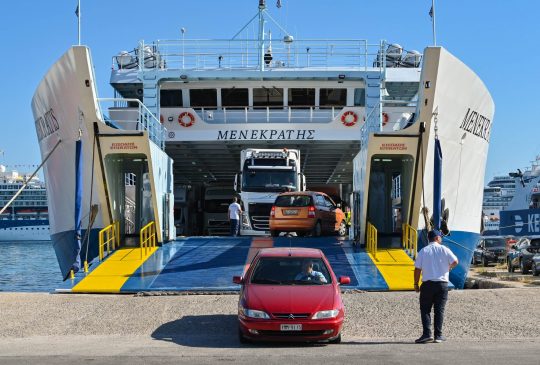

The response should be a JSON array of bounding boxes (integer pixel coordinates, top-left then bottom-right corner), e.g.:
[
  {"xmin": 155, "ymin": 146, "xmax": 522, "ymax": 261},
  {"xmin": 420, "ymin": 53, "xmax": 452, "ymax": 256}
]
[
  {"xmin": 483, "ymin": 155, "xmax": 540, "ymax": 236},
  {"xmin": 0, "ymin": 164, "xmax": 50, "ymax": 241}
]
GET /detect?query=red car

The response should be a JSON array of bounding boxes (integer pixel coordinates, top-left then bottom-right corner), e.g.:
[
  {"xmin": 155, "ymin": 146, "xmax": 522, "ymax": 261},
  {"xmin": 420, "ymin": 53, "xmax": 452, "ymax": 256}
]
[{"xmin": 233, "ymin": 247, "xmax": 350, "ymax": 343}]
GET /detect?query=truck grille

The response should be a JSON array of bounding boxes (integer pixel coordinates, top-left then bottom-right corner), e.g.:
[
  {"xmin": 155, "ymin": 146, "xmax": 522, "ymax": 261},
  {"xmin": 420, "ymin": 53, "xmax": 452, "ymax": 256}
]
[{"xmin": 248, "ymin": 203, "xmax": 273, "ymax": 231}]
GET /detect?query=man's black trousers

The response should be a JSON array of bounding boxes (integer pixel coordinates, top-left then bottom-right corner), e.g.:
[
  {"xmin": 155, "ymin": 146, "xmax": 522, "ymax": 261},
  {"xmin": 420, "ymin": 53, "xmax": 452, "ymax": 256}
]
[{"xmin": 419, "ymin": 280, "xmax": 448, "ymax": 337}]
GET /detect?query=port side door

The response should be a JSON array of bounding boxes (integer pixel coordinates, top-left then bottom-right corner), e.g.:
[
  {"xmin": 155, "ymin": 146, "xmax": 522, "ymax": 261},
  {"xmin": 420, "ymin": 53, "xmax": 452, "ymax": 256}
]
[{"xmin": 314, "ymin": 194, "xmax": 329, "ymax": 232}]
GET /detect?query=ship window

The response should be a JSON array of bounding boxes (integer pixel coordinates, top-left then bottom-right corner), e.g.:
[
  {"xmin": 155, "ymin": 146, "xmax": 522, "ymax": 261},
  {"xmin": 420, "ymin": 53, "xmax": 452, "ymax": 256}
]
[
  {"xmin": 160, "ymin": 90, "xmax": 183, "ymax": 107},
  {"xmin": 221, "ymin": 88, "xmax": 248, "ymax": 109},
  {"xmin": 189, "ymin": 89, "xmax": 217, "ymax": 108},
  {"xmin": 320, "ymin": 88, "xmax": 347, "ymax": 108},
  {"xmin": 354, "ymin": 88, "xmax": 366, "ymax": 106},
  {"xmin": 288, "ymin": 88, "xmax": 315, "ymax": 107},
  {"xmin": 253, "ymin": 87, "xmax": 284, "ymax": 108}
]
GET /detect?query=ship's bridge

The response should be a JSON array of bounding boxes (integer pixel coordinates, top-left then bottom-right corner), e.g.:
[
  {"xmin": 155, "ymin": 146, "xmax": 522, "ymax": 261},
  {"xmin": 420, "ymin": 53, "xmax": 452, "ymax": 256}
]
[{"xmin": 107, "ymin": 38, "xmax": 422, "ymax": 188}]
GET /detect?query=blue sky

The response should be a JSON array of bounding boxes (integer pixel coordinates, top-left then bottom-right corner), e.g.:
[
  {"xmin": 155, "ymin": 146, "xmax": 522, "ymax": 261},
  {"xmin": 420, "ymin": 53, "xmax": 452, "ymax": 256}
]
[{"xmin": 0, "ymin": 0, "xmax": 538, "ymax": 181}]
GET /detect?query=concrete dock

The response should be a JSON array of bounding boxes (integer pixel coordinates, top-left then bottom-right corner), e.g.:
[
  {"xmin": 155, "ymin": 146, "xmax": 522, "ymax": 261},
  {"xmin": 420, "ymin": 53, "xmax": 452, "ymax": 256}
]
[{"xmin": 0, "ymin": 288, "xmax": 539, "ymax": 364}]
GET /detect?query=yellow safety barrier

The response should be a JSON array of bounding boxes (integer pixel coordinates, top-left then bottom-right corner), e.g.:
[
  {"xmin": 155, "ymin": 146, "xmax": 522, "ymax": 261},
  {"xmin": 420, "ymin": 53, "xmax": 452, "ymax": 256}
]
[
  {"xmin": 402, "ymin": 223, "xmax": 418, "ymax": 259},
  {"xmin": 366, "ymin": 222, "xmax": 378, "ymax": 261},
  {"xmin": 99, "ymin": 221, "xmax": 120, "ymax": 261},
  {"xmin": 140, "ymin": 221, "xmax": 157, "ymax": 259}
]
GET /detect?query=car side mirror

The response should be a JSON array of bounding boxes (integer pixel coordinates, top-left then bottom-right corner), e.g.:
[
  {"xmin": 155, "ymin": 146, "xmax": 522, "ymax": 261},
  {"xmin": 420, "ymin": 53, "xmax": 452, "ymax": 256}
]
[
  {"xmin": 339, "ymin": 276, "xmax": 351, "ymax": 285},
  {"xmin": 233, "ymin": 276, "xmax": 243, "ymax": 284}
]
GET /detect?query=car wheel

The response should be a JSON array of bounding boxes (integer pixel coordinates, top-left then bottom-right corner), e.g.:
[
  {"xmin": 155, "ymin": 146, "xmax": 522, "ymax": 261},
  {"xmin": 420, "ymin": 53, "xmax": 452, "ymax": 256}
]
[
  {"xmin": 270, "ymin": 230, "xmax": 279, "ymax": 237},
  {"xmin": 238, "ymin": 328, "xmax": 250, "ymax": 344},
  {"xmin": 520, "ymin": 259, "xmax": 529, "ymax": 275},
  {"xmin": 329, "ymin": 333, "xmax": 342, "ymax": 344},
  {"xmin": 312, "ymin": 221, "xmax": 322, "ymax": 237},
  {"xmin": 337, "ymin": 221, "xmax": 347, "ymax": 237},
  {"xmin": 507, "ymin": 258, "xmax": 514, "ymax": 273},
  {"xmin": 532, "ymin": 264, "xmax": 539, "ymax": 276},
  {"xmin": 482, "ymin": 256, "xmax": 489, "ymax": 267},
  {"xmin": 296, "ymin": 231, "xmax": 306, "ymax": 237}
]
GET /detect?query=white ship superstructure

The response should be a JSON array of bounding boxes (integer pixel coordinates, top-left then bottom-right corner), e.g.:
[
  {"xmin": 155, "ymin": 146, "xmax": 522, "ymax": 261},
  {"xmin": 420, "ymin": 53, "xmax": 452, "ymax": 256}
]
[{"xmin": 0, "ymin": 165, "xmax": 50, "ymax": 241}]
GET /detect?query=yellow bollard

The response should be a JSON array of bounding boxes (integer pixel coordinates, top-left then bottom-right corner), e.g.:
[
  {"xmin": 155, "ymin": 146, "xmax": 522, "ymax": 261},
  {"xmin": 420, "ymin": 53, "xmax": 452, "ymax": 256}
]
[
  {"xmin": 70, "ymin": 269, "xmax": 75, "ymax": 280},
  {"xmin": 83, "ymin": 261, "xmax": 89, "ymax": 273}
]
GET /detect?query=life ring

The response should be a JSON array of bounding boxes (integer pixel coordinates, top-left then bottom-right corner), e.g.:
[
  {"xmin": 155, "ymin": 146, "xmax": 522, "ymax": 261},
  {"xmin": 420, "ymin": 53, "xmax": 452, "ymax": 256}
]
[
  {"xmin": 382, "ymin": 112, "xmax": 389, "ymax": 126},
  {"xmin": 341, "ymin": 111, "xmax": 358, "ymax": 127},
  {"xmin": 178, "ymin": 112, "xmax": 195, "ymax": 127}
]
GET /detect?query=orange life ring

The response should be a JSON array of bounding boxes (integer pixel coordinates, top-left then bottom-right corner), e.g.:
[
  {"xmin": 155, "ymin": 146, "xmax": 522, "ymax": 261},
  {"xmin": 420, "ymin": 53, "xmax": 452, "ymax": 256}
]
[
  {"xmin": 382, "ymin": 112, "xmax": 389, "ymax": 126},
  {"xmin": 341, "ymin": 111, "xmax": 358, "ymax": 127},
  {"xmin": 178, "ymin": 112, "xmax": 195, "ymax": 127}
]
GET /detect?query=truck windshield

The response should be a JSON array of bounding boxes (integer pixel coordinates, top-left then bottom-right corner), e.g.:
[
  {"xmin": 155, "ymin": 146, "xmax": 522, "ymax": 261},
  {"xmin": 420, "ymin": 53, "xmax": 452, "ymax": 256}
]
[{"xmin": 242, "ymin": 169, "xmax": 297, "ymax": 192}]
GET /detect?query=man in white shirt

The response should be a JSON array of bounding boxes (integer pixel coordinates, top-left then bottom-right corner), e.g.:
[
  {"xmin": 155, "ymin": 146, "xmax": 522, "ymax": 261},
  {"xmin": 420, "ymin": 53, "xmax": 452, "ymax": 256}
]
[
  {"xmin": 414, "ymin": 229, "xmax": 458, "ymax": 344},
  {"xmin": 228, "ymin": 197, "xmax": 242, "ymax": 237}
]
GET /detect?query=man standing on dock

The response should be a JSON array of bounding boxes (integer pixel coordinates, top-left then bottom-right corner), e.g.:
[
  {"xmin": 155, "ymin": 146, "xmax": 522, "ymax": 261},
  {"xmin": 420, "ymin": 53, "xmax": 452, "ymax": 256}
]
[
  {"xmin": 228, "ymin": 196, "xmax": 242, "ymax": 237},
  {"xmin": 414, "ymin": 229, "xmax": 458, "ymax": 344}
]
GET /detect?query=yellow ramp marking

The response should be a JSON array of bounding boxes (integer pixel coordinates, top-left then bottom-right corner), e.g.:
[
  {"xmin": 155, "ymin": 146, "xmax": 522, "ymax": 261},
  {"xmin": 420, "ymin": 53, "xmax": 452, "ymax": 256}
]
[
  {"xmin": 368, "ymin": 249, "xmax": 415, "ymax": 291},
  {"xmin": 72, "ymin": 247, "xmax": 157, "ymax": 293}
]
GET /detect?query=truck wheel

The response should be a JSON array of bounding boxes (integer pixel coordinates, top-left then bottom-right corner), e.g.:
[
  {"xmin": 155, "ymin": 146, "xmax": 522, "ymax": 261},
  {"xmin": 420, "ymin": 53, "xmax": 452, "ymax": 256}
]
[
  {"xmin": 296, "ymin": 231, "xmax": 306, "ymax": 237},
  {"xmin": 520, "ymin": 259, "xmax": 529, "ymax": 275},
  {"xmin": 312, "ymin": 222, "xmax": 322, "ymax": 237}
]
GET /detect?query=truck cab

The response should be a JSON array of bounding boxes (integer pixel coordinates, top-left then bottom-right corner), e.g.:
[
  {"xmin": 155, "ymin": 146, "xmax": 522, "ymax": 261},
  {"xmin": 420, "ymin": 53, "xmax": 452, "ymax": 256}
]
[{"xmin": 235, "ymin": 148, "xmax": 305, "ymax": 235}]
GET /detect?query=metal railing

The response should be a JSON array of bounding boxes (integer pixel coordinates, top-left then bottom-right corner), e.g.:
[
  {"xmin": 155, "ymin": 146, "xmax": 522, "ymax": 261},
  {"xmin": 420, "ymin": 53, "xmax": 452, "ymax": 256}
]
[
  {"xmin": 113, "ymin": 39, "xmax": 388, "ymax": 71},
  {"xmin": 366, "ymin": 221, "xmax": 378, "ymax": 261},
  {"xmin": 98, "ymin": 221, "xmax": 120, "ymax": 260},
  {"xmin": 402, "ymin": 223, "xmax": 418, "ymax": 259},
  {"xmin": 140, "ymin": 221, "xmax": 157, "ymax": 259},
  {"xmin": 98, "ymin": 98, "xmax": 167, "ymax": 150}
]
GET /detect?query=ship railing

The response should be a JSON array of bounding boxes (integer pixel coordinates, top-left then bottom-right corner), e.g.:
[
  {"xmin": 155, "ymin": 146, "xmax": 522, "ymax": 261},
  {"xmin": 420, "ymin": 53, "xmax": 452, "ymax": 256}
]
[
  {"xmin": 366, "ymin": 221, "xmax": 378, "ymax": 261},
  {"xmin": 140, "ymin": 221, "xmax": 157, "ymax": 259},
  {"xmin": 402, "ymin": 223, "xmax": 418, "ymax": 259},
  {"xmin": 98, "ymin": 221, "xmax": 120, "ymax": 261},
  {"xmin": 113, "ymin": 39, "xmax": 399, "ymax": 72},
  {"xmin": 98, "ymin": 98, "xmax": 167, "ymax": 150}
]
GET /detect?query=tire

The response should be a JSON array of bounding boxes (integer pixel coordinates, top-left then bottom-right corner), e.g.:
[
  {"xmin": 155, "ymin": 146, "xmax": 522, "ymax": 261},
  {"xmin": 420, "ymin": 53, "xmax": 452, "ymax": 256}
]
[
  {"xmin": 520, "ymin": 259, "xmax": 529, "ymax": 275},
  {"xmin": 337, "ymin": 221, "xmax": 347, "ymax": 237},
  {"xmin": 238, "ymin": 328, "xmax": 250, "ymax": 344},
  {"xmin": 507, "ymin": 258, "xmax": 514, "ymax": 273},
  {"xmin": 482, "ymin": 256, "xmax": 489, "ymax": 267},
  {"xmin": 329, "ymin": 333, "xmax": 342, "ymax": 344},
  {"xmin": 270, "ymin": 230, "xmax": 279, "ymax": 237},
  {"xmin": 311, "ymin": 221, "xmax": 322, "ymax": 237},
  {"xmin": 532, "ymin": 264, "xmax": 539, "ymax": 276},
  {"xmin": 296, "ymin": 231, "xmax": 306, "ymax": 237}
]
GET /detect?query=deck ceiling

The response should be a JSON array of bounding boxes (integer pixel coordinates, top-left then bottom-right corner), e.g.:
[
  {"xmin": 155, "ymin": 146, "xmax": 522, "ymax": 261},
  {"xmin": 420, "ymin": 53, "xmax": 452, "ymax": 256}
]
[{"xmin": 165, "ymin": 140, "xmax": 360, "ymax": 186}]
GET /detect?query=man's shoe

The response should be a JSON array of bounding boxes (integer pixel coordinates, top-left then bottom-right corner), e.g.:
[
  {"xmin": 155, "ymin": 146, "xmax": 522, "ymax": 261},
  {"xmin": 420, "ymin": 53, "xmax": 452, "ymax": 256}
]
[
  {"xmin": 415, "ymin": 335, "xmax": 434, "ymax": 344},
  {"xmin": 433, "ymin": 335, "xmax": 446, "ymax": 343}
]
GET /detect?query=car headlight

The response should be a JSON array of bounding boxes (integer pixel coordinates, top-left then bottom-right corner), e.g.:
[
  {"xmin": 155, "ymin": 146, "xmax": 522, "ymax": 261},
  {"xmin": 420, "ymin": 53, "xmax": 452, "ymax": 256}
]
[
  {"xmin": 240, "ymin": 307, "xmax": 270, "ymax": 319},
  {"xmin": 312, "ymin": 309, "xmax": 340, "ymax": 319}
]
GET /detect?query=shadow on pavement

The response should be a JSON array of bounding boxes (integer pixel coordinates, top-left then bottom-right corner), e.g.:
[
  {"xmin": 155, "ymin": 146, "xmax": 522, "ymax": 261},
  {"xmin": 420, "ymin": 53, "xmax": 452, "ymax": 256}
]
[{"xmin": 152, "ymin": 315, "xmax": 332, "ymax": 348}]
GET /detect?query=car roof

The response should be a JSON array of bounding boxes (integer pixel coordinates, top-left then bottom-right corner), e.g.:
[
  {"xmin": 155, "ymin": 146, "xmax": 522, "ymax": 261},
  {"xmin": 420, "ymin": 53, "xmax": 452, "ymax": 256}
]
[
  {"xmin": 256, "ymin": 247, "xmax": 324, "ymax": 258},
  {"xmin": 276, "ymin": 191, "xmax": 326, "ymax": 197}
]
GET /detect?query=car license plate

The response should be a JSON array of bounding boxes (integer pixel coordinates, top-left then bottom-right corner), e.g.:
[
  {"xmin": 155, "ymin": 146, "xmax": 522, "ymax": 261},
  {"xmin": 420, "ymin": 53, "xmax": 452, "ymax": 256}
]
[
  {"xmin": 280, "ymin": 324, "xmax": 302, "ymax": 331},
  {"xmin": 283, "ymin": 209, "xmax": 299, "ymax": 215}
]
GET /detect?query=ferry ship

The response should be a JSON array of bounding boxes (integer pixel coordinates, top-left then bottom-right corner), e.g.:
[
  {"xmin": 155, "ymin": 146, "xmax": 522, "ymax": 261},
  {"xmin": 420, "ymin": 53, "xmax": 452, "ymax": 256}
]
[
  {"xmin": 482, "ymin": 175, "xmax": 516, "ymax": 234},
  {"xmin": 33, "ymin": 1, "xmax": 493, "ymax": 289},
  {"xmin": 0, "ymin": 165, "xmax": 50, "ymax": 241}
]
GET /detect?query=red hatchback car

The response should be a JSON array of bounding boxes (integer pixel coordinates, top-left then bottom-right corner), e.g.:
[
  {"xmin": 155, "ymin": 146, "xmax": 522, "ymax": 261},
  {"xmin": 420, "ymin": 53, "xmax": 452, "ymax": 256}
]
[{"xmin": 233, "ymin": 247, "xmax": 350, "ymax": 343}]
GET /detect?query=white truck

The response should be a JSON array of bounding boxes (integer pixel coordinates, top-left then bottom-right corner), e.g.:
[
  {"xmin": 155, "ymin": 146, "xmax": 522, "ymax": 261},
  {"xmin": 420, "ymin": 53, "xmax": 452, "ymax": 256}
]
[
  {"xmin": 234, "ymin": 148, "xmax": 305, "ymax": 235},
  {"xmin": 203, "ymin": 185, "xmax": 236, "ymax": 236}
]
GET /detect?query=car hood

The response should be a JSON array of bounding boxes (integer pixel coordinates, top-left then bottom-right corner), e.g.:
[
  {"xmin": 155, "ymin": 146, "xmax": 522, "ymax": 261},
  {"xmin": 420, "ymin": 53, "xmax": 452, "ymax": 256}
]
[{"xmin": 245, "ymin": 284, "xmax": 336, "ymax": 314}]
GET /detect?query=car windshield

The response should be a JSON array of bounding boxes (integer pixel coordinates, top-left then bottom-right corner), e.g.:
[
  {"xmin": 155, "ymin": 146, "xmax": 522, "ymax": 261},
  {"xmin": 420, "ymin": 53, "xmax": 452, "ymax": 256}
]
[
  {"xmin": 484, "ymin": 239, "xmax": 505, "ymax": 248},
  {"xmin": 250, "ymin": 257, "xmax": 332, "ymax": 285},
  {"xmin": 275, "ymin": 195, "xmax": 312, "ymax": 207}
]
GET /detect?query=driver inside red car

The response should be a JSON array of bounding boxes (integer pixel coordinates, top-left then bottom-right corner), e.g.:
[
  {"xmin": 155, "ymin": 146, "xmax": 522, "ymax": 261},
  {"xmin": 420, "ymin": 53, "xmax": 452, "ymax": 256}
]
[{"xmin": 295, "ymin": 260, "xmax": 327, "ymax": 283}]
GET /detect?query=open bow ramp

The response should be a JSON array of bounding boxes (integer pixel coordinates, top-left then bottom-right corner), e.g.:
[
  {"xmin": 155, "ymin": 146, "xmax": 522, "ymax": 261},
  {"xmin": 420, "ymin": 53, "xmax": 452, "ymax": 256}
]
[{"xmin": 61, "ymin": 236, "xmax": 421, "ymax": 293}]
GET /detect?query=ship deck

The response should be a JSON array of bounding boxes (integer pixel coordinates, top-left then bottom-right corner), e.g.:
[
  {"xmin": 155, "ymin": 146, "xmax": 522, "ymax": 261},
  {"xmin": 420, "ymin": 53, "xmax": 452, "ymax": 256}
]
[{"xmin": 61, "ymin": 236, "xmax": 425, "ymax": 293}]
